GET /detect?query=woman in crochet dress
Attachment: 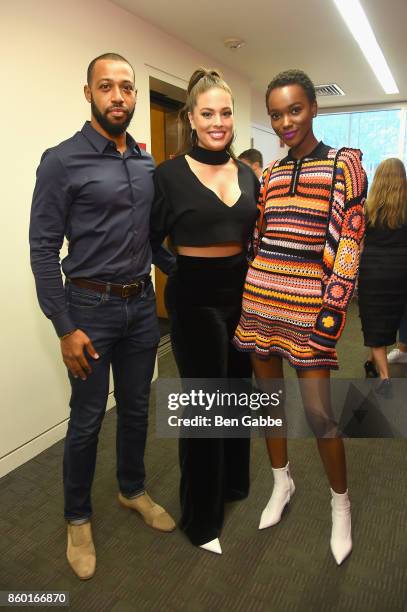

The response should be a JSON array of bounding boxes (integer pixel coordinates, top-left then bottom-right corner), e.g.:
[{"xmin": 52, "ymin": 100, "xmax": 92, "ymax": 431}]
[{"xmin": 233, "ymin": 69, "xmax": 367, "ymax": 565}]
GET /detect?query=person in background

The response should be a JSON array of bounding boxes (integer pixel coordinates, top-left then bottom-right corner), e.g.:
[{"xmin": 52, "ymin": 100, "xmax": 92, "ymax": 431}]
[
  {"xmin": 151, "ymin": 68, "xmax": 259, "ymax": 555},
  {"xmin": 238, "ymin": 148, "xmax": 264, "ymax": 179},
  {"xmin": 387, "ymin": 305, "xmax": 407, "ymax": 364},
  {"xmin": 234, "ymin": 69, "xmax": 366, "ymax": 565},
  {"xmin": 358, "ymin": 158, "xmax": 407, "ymax": 390},
  {"xmin": 366, "ymin": 304, "xmax": 407, "ymax": 376},
  {"xmin": 30, "ymin": 53, "xmax": 175, "ymax": 580}
]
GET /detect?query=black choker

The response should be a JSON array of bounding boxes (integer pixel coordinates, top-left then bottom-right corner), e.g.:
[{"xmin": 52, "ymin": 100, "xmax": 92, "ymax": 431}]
[{"xmin": 188, "ymin": 145, "xmax": 230, "ymax": 165}]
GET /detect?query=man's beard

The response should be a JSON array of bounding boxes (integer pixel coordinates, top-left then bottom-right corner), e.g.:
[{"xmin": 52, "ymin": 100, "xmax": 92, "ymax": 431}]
[{"xmin": 91, "ymin": 98, "xmax": 135, "ymax": 137}]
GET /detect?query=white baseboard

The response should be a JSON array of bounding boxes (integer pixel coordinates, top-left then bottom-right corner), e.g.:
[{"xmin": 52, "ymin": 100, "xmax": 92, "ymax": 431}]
[{"xmin": 0, "ymin": 393, "xmax": 116, "ymax": 479}]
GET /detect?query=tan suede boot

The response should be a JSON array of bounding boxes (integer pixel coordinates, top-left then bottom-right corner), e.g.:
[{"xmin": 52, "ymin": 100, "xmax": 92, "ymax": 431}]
[
  {"xmin": 66, "ymin": 522, "xmax": 96, "ymax": 580},
  {"xmin": 118, "ymin": 492, "xmax": 176, "ymax": 532}
]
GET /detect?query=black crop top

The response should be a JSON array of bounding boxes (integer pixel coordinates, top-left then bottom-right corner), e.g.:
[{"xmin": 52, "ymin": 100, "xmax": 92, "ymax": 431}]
[{"xmin": 150, "ymin": 155, "xmax": 259, "ymax": 251}]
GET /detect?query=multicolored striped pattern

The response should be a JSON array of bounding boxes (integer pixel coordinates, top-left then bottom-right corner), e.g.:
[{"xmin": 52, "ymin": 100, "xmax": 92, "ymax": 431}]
[{"xmin": 233, "ymin": 143, "xmax": 366, "ymax": 370}]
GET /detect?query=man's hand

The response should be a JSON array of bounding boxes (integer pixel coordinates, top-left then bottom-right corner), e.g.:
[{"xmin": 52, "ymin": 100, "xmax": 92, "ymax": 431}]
[{"xmin": 60, "ymin": 329, "xmax": 99, "ymax": 380}]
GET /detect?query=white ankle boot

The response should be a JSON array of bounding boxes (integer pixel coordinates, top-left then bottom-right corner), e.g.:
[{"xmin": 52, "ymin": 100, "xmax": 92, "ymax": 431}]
[
  {"xmin": 330, "ymin": 488, "xmax": 352, "ymax": 565},
  {"xmin": 199, "ymin": 538, "xmax": 222, "ymax": 555},
  {"xmin": 259, "ymin": 462, "xmax": 295, "ymax": 530}
]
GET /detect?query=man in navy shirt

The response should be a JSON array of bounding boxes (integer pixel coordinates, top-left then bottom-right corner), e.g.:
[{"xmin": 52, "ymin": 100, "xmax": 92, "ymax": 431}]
[{"xmin": 30, "ymin": 53, "xmax": 175, "ymax": 580}]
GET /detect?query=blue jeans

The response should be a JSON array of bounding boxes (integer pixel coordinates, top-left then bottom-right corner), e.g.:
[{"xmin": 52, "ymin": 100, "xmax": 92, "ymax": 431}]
[{"xmin": 63, "ymin": 280, "xmax": 160, "ymax": 521}]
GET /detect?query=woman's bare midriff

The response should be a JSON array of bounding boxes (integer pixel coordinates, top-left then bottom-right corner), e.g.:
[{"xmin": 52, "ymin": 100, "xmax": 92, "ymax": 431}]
[{"xmin": 176, "ymin": 242, "xmax": 243, "ymax": 257}]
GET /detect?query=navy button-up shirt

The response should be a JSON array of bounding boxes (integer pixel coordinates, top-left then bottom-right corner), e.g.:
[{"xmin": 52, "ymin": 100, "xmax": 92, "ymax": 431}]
[{"xmin": 30, "ymin": 121, "xmax": 172, "ymax": 337}]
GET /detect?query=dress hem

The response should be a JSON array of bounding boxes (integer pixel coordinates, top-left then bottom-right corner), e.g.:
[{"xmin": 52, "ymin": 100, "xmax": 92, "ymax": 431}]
[{"xmin": 232, "ymin": 339, "xmax": 339, "ymax": 371}]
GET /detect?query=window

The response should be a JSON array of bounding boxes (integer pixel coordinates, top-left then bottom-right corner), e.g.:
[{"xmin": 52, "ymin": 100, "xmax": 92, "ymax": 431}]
[
  {"xmin": 314, "ymin": 108, "xmax": 403, "ymax": 186},
  {"xmin": 313, "ymin": 113, "xmax": 350, "ymax": 150}
]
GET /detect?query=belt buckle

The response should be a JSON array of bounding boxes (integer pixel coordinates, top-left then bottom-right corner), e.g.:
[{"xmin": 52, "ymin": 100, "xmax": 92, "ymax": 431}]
[
  {"xmin": 121, "ymin": 284, "xmax": 133, "ymax": 298},
  {"xmin": 121, "ymin": 281, "xmax": 141, "ymax": 298}
]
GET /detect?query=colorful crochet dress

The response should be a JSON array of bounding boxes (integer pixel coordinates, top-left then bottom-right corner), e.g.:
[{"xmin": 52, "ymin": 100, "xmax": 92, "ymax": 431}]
[{"xmin": 233, "ymin": 142, "xmax": 366, "ymax": 369}]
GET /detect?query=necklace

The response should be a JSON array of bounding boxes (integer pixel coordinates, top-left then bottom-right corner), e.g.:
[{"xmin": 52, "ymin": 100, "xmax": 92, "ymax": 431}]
[{"xmin": 188, "ymin": 145, "xmax": 230, "ymax": 165}]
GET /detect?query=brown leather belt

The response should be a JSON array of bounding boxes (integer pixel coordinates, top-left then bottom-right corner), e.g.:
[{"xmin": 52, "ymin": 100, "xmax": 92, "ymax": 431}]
[{"xmin": 68, "ymin": 275, "xmax": 150, "ymax": 298}]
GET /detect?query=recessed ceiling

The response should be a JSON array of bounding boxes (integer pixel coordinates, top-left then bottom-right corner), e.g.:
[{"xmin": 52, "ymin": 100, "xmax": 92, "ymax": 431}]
[{"xmin": 111, "ymin": 0, "xmax": 407, "ymax": 108}]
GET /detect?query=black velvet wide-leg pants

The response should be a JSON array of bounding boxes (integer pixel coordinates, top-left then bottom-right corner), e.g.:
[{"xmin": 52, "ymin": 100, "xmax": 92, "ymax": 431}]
[{"xmin": 165, "ymin": 253, "xmax": 252, "ymax": 546}]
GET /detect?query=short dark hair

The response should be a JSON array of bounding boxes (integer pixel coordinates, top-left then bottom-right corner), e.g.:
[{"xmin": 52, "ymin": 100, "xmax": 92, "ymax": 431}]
[
  {"xmin": 87, "ymin": 52, "xmax": 134, "ymax": 85},
  {"xmin": 265, "ymin": 69, "xmax": 316, "ymax": 111},
  {"xmin": 238, "ymin": 148, "xmax": 263, "ymax": 167}
]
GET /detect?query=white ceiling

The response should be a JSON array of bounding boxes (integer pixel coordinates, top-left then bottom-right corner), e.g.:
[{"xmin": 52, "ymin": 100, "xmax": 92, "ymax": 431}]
[{"xmin": 112, "ymin": 0, "xmax": 407, "ymax": 108}]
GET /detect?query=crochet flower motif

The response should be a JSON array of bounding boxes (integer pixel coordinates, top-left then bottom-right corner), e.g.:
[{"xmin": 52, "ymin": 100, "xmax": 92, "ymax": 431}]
[
  {"xmin": 322, "ymin": 315, "xmax": 335, "ymax": 329},
  {"xmin": 329, "ymin": 283, "xmax": 345, "ymax": 300},
  {"xmin": 336, "ymin": 239, "xmax": 358, "ymax": 277},
  {"xmin": 349, "ymin": 211, "xmax": 363, "ymax": 232}
]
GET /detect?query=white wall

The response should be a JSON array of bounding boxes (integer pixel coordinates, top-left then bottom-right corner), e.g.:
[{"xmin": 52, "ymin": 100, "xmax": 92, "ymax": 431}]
[
  {"xmin": 0, "ymin": 0, "xmax": 253, "ymax": 477},
  {"xmin": 250, "ymin": 89, "xmax": 288, "ymax": 168},
  {"xmin": 251, "ymin": 88, "xmax": 270, "ymax": 127},
  {"xmin": 251, "ymin": 125, "xmax": 287, "ymax": 169}
]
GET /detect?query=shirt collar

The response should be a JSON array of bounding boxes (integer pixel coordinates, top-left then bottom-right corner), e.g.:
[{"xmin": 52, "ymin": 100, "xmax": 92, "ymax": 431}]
[
  {"xmin": 281, "ymin": 141, "xmax": 330, "ymax": 163},
  {"xmin": 81, "ymin": 121, "xmax": 142, "ymax": 156}
]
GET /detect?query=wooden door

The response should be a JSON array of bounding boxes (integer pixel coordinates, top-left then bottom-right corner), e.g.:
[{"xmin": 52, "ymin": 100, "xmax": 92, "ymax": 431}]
[{"xmin": 150, "ymin": 103, "xmax": 170, "ymax": 318}]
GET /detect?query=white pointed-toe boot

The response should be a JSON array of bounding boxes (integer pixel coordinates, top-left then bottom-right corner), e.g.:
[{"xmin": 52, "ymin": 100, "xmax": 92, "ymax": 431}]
[
  {"xmin": 330, "ymin": 488, "xmax": 352, "ymax": 565},
  {"xmin": 259, "ymin": 462, "xmax": 295, "ymax": 530},
  {"xmin": 199, "ymin": 538, "xmax": 222, "ymax": 555}
]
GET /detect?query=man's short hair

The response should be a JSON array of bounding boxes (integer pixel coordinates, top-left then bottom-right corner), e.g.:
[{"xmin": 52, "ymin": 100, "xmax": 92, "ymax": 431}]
[
  {"xmin": 238, "ymin": 148, "xmax": 263, "ymax": 167},
  {"xmin": 87, "ymin": 52, "xmax": 134, "ymax": 85}
]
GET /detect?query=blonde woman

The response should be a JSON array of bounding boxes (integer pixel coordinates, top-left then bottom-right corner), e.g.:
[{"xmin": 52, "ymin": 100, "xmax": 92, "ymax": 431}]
[
  {"xmin": 358, "ymin": 158, "xmax": 407, "ymax": 391},
  {"xmin": 151, "ymin": 69, "xmax": 259, "ymax": 553}
]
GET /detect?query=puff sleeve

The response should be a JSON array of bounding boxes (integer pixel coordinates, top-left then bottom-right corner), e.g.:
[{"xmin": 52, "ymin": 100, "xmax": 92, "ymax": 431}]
[{"xmin": 309, "ymin": 148, "xmax": 367, "ymax": 352}]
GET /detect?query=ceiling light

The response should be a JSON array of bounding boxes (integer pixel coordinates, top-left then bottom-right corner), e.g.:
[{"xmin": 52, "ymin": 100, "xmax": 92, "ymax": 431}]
[
  {"xmin": 224, "ymin": 38, "xmax": 246, "ymax": 51},
  {"xmin": 332, "ymin": 0, "xmax": 399, "ymax": 94}
]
